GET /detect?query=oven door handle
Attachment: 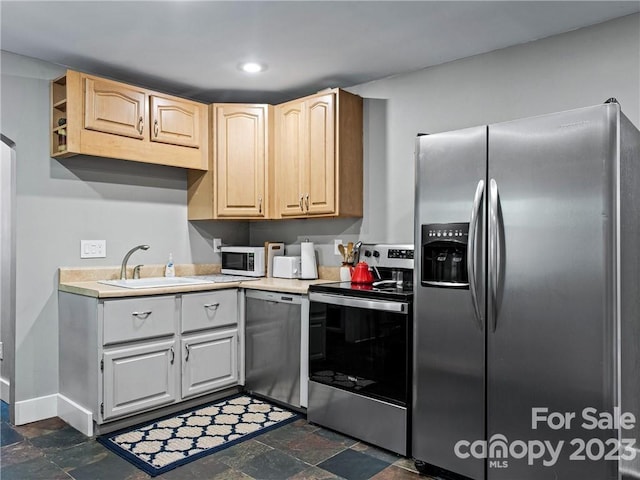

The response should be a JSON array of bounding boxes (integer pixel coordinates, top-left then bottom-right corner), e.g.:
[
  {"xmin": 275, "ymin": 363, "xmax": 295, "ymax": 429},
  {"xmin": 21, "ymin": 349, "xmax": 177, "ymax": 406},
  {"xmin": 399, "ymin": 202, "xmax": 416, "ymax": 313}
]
[{"xmin": 309, "ymin": 292, "xmax": 409, "ymax": 313}]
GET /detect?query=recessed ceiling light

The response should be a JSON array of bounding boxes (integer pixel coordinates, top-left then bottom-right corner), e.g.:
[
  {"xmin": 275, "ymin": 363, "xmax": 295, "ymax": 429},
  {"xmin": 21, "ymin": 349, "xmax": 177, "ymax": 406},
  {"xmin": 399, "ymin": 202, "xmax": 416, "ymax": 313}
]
[{"xmin": 239, "ymin": 62, "xmax": 266, "ymax": 74}]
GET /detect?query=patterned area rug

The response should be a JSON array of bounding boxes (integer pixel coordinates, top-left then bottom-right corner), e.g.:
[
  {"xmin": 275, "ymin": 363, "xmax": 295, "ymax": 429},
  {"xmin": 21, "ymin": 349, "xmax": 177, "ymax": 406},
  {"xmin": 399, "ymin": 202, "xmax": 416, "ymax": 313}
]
[{"xmin": 97, "ymin": 395, "xmax": 298, "ymax": 477}]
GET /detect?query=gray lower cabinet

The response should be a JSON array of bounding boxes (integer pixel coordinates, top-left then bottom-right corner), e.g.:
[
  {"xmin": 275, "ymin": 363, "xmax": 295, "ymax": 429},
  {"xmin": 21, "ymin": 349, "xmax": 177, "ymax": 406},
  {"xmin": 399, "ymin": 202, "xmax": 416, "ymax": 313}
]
[
  {"xmin": 103, "ymin": 338, "xmax": 178, "ymax": 421},
  {"xmin": 59, "ymin": 288, "xmax": 240, "ymax": 434},
  {"xmin": 181, "ymin": 328, "xmax": 238, "ymax": 398}
]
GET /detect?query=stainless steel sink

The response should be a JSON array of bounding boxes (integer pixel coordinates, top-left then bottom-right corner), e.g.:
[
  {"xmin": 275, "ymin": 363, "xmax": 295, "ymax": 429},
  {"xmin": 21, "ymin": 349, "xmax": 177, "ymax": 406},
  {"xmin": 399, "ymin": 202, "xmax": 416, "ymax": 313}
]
[{"xmin": 98, "ymin": 277, "xmax": 215, "ymax": 289}]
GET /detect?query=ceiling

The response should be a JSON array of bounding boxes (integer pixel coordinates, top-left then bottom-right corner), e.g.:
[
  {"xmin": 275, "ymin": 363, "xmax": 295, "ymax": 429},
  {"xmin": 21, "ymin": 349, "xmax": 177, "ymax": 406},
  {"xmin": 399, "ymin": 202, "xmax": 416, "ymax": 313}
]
[{"xmin": 2, "ymin": 1, "xmax": 639, "ymax": 104}]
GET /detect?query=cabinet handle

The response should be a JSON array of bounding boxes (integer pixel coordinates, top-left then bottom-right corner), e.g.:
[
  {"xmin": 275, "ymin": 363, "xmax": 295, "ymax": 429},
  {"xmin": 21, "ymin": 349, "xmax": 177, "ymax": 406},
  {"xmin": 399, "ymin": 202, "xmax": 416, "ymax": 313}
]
[
  {"xmin": 184, "ymin": 344, "xmax": 190, "ymax": 362},
  {"xmin": 203, "ymin": 303, "xmax": 220, "ymax": 310},
  {"xmin": 153, "ymin": 119, "xmax": 159, "ymax": 137},
  {"xmin": 305, "ymin": 193, "xmax": 310, "ymax": 212},
  {"xmin": 299, "ymin": 195, "xmax": 304, "ymax": 212},
  {"xmin": 170, "ymin": 347, "xmax": 175, "ymax": 364},
  {"xmin": 137, "ymin": 116, "xmax": 143, "ymax": 135},
  {"xmin": 132, "ymin": 310, "xmax": 152, "ymax": 318},
  {"xmin": 258, "ymin": 196, "xmax": 263, "ymax": 214}
]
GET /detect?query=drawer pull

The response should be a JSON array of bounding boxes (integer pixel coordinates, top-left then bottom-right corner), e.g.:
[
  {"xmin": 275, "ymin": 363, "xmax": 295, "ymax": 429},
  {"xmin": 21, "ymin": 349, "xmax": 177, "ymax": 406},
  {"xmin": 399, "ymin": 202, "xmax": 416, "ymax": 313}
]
[
  {"xmin": 185, "ymin": 344, "xmax": 190, "ymax": 362},
  {"xmin": 203, "ymin": 303, "xmax": 220, "ymax": 310},
  {"xmin": 170, "ymin": 346, "xmax": 175, "ymax": 364},
  {"xmin": 131, "ymin": 310, "xmax": 152, "ymax": 318}
]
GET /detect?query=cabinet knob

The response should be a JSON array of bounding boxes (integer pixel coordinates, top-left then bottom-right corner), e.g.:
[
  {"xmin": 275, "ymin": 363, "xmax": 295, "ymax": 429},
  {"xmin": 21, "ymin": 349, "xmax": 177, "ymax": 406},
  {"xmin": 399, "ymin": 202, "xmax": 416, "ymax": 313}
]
[
  {"xmin": 203, "ymin": 303, "xmax": 220, "ymax": 310},
  {"xmin": 131, "ymin": 310, "xmax": 152, "ymax": 318},
  {"xmin": 258, "ymin": 196, "xmax": 263, "ymax": 214},
  {"xmin": 137, "ymin": 116, "xmax": 144, "ymax": 135},
  {"xmin": 170, "ymin": 346, "xmax": 175, "ymax": 364},
  {"xmin": 184, "ymin": 344, "xmax": 190, "ymax": 362},
  {"xmin": 299, "ymin": 195, "xmax": 304, "ymax": 212},
  {"xmin": 305, "ymin": 193, "xmax": 310, "ymax": 212},
  {"xmin": 153, "ymin": 119, "xmax": 159, "ymax": 137}
]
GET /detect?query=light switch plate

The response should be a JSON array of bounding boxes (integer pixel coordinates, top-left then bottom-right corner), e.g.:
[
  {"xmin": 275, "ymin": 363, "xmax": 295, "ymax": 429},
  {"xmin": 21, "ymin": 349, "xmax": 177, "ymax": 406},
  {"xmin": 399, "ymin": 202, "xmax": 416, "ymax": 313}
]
[
  {"xmin": 334, "ymin": 239, "xmax": 343, "ymax": 255},
  {"xmin": 213, "ymin": 238, "xmax": 222, "ymax": 252},
  {"xmin": 81, "ymin": 240, "xmax": 106, "ymax": 258}
]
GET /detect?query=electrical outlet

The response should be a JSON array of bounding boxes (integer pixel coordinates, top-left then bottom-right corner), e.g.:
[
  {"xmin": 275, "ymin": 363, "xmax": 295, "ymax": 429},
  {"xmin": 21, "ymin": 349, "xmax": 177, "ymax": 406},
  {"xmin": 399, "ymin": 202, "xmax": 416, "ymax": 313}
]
[
  {"xmin": 80, "ymin": 240, "xmax": 106, "ymax": 258},
  {"xmin": 334, "ymin": 239, "xmax": 343, "ymax": 255},
  {"xmin": 213, "ymin": 238, "xmax": 222, "ymax": 252}
]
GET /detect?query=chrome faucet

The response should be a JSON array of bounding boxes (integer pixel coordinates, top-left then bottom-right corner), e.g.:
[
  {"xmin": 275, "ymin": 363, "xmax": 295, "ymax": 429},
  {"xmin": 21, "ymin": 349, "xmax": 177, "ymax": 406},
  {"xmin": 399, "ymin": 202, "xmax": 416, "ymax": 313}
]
[
  {"xmin": 132, "ymin": 265, "xmax": 144, "ymax": 279},
  {"xmin": 120, "ymin": 245, "xmax": 150, "ymax": 280}
]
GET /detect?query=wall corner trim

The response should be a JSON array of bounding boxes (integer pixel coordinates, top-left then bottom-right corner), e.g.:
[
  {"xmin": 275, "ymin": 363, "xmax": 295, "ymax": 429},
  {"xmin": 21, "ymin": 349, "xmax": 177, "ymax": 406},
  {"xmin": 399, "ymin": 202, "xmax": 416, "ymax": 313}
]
[{"xmin": 58, "ymin": 394, "xmax": 93, "ymax": 436}]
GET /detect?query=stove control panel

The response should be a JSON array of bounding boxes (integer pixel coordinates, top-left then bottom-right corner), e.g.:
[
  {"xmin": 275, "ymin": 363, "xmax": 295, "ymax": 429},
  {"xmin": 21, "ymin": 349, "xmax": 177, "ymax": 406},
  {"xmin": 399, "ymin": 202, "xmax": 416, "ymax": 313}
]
[
  {"xmin": 360, "ymin": 244, "xmax": 414, "ymax": 269},
  {"xmin": 388, "ymin": 249, "xmax": 414, "ymax": 260}
]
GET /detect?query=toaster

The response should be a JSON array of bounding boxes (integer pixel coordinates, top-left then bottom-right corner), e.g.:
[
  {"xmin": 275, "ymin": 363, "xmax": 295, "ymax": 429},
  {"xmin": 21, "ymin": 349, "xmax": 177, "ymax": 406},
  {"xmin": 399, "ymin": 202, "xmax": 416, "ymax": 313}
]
[{"xmin": 272, "ymin": 256, "xmax": 301, "ymax": 279}]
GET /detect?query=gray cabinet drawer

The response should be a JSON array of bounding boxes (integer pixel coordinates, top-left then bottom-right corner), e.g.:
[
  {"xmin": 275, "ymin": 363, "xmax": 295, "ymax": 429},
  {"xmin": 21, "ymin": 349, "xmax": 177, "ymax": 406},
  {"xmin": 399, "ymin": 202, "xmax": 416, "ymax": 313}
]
[
  {"xmin": 103, "ymin": 296, "xmax": 177, "ymax": 346},
  {"xmin": 181, "ymin": 289, "xmax": 238, "ymax": 334}
]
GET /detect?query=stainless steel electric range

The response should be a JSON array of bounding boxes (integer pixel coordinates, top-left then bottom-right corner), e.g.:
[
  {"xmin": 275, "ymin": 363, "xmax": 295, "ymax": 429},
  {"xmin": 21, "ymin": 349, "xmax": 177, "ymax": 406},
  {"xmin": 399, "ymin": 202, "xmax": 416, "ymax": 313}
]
[{"xmin": 307, "ymin": 244, "xmax": 414, "ymax": 456}]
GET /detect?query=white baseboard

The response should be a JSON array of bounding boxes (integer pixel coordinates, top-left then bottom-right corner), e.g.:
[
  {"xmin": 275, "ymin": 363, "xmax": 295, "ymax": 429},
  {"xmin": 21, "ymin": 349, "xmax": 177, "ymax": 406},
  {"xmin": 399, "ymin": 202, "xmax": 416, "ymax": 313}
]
[
  {"xmin": 14, "ymin": 393, "xmax": 58, "ymax": 425},
  {"xmin": 57, "ymin": 394, "xmax": 93, "ymax": 437},
  {"xmin": 0, "ymin": 377, "xmax": 9, "ymax": 403},
  {"xmin": 13, "ymin": 393, "xmax": 94, "ymax": 436}
]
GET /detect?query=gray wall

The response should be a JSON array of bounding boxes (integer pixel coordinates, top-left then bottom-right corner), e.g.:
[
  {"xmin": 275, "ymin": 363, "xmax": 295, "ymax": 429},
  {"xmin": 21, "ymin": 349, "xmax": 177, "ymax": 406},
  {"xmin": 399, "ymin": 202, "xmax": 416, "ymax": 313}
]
[
  {"xmin": 0, "ymin": 52, "xmax": 249, "ymax": 405},
  {"xmin": 346, "ymin": 13, "xmax": 640, "ymax": 243},
  {"xmin": 253, "ymin": 14, "xmax": 640, "ymax": 262},
  {"xmin": 1, "ymin": 12, "xmax": 639, "ymax": 414}
]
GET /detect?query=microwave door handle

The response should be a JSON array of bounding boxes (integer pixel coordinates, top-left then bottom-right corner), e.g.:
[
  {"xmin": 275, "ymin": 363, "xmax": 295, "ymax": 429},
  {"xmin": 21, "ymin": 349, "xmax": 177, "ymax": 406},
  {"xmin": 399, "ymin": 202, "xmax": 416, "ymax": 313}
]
[
  {"xmin": 489, "ymin": 178, "xmax": 500, "ymax": 332},
  {"xmin": 468, "ymin": 180, "xmax": 484, "ymax": 330}
]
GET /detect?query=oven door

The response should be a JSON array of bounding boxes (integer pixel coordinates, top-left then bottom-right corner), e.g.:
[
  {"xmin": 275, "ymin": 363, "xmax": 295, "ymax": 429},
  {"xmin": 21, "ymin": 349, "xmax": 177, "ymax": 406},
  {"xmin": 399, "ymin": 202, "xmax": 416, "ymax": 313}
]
[{"xmin": 308, "ymin": 292, "xmax": 410, "ymax": 406}]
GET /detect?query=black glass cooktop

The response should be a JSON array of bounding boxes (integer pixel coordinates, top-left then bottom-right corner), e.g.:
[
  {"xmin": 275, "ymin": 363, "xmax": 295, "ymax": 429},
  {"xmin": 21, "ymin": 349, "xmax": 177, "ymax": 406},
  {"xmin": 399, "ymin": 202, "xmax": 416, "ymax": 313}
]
[{"xmin": 309, "ymin": 280, "xmax": 414, "ymax": 302}]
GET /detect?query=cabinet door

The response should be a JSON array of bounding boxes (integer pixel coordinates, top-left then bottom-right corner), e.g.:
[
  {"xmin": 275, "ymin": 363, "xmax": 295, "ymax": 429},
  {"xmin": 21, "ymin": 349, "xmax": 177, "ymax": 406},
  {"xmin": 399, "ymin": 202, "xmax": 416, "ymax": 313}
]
[
  {"xmin": 102, "ymin": 339, "xmax": 177, "ymax": 421},
  {"xmin": 181, "ymin": 328, "xmax": 238, "ymax": 399},
  {"xmin": 305, "ymin": 94, "xmax": 336, "ymax": 215},
  {"xmin": 275, "ymin": 101, "xmax": 306, "ymax": 217},
  {"xmin": 215, "ymin": 105, "xmax": 267, "ymax": 218},
  {"xmin": 84, "ymin": 76, "xmax": 146, "ymax": 139},
  {"xmin": 150, "ymin": 95, "xmax": 200, "ymax": 148}
]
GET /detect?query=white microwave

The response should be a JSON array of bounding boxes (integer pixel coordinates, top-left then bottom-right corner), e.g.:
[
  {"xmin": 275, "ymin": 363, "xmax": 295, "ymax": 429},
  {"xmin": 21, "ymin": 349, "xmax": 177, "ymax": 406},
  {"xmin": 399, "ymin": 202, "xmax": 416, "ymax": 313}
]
[{"xmin": 221, "ymin": 246, "xmax": 265, "ymax": 277}]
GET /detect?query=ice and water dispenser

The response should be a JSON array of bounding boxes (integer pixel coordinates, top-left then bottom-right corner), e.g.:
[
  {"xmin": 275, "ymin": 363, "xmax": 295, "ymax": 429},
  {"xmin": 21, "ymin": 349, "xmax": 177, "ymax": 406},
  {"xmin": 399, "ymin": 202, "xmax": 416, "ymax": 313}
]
[{"xmin": 421, "ymin": 223, "xmax": 469, "ymax": 288}]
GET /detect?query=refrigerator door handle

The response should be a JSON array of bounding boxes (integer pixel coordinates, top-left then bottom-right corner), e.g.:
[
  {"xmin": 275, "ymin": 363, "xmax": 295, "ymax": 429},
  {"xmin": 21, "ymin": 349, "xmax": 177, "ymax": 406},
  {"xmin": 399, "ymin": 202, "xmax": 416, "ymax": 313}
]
[
  {"xmin": 468, "ymin": 179, "xmax": 484, "ymax": 330},
  {"xmin": 489, "ymin": 178, "xmax": 500, "ymax": 332}
]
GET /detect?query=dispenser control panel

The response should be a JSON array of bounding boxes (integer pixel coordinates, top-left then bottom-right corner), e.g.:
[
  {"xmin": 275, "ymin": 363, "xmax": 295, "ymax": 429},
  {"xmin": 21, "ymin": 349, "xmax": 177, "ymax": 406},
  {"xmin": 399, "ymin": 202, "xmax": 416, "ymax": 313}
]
[
  {"xmin": 423, "ymin": 222, "xmax": 469, "ymax": 242},
  {"xmin": 421, "ymin": 222, "xmax": 470, "ymax": 289}
]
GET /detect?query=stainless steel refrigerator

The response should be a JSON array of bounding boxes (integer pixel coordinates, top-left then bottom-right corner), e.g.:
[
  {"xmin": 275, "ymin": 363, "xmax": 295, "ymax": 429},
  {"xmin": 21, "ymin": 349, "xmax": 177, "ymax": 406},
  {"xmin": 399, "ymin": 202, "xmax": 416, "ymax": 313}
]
[{"xmin": 413, "ymin": 101, "xmax": 640, "ymax": 480}]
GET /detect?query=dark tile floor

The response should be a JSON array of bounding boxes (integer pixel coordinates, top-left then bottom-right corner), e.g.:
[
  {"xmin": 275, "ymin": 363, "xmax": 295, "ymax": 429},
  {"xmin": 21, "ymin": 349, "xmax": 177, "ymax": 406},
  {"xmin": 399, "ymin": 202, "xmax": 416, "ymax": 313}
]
[{"xmin": 1, "ymin": 401, "xmax": 430, "ymax": 480}]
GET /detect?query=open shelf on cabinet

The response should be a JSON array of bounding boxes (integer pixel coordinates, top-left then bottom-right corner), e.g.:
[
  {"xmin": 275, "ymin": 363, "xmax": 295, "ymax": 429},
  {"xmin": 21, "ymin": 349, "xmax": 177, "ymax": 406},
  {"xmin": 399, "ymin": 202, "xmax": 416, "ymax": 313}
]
[{"xmin": 51, "ymin": 74, "xmax": 71, "ymax": 157}]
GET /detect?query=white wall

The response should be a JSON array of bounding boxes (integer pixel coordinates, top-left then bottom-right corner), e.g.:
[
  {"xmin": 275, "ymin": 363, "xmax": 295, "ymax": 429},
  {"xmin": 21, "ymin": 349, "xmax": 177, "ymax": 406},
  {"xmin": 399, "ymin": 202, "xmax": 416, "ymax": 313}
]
[
  {"xmin": 0, "ymin": 139, "xmax": 14, "ymax": 400},
  {"xmin": 0, "ymin": 52, "xmax": 249, "ymax": 411}
]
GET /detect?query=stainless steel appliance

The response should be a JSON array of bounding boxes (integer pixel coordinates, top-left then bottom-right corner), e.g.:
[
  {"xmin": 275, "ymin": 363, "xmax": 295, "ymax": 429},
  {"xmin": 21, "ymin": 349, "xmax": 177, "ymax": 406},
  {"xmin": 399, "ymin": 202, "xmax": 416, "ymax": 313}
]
[
  {"xmin": 413, "ymin": 101, "xmax": 640, "ymax": 479},
  {"xmin": 245, "ymin": 290, "xmax": 302, "ymax": 407},
  {"xmin": 308, "ymin": 244, "xmax": 414, "ymax": 455},
  {"xmin": 221, "ymin": 246, "xmax": 265, "ymax": 277}
]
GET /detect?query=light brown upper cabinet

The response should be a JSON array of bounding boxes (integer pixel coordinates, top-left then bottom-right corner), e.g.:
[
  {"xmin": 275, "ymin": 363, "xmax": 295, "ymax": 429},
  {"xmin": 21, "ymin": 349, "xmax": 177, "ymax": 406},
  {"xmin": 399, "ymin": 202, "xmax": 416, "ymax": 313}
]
[
  {"xmin": 51, "ymin": 70, "xmax": 208, "ymax": 170},
  {"xmin": 274, "ymin": 89, "xmax": 362, "ymax": 218},
  {"xmin": 187, "ymin": 104, "xmax": 273, "ymax": 220},
  {"xmin": 84, "ymin": 77, "xmax": 146, "ymax": 139},
  {"xmin": 150, "ymin": 94, "xmax": 200, "ymax": 148}
]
